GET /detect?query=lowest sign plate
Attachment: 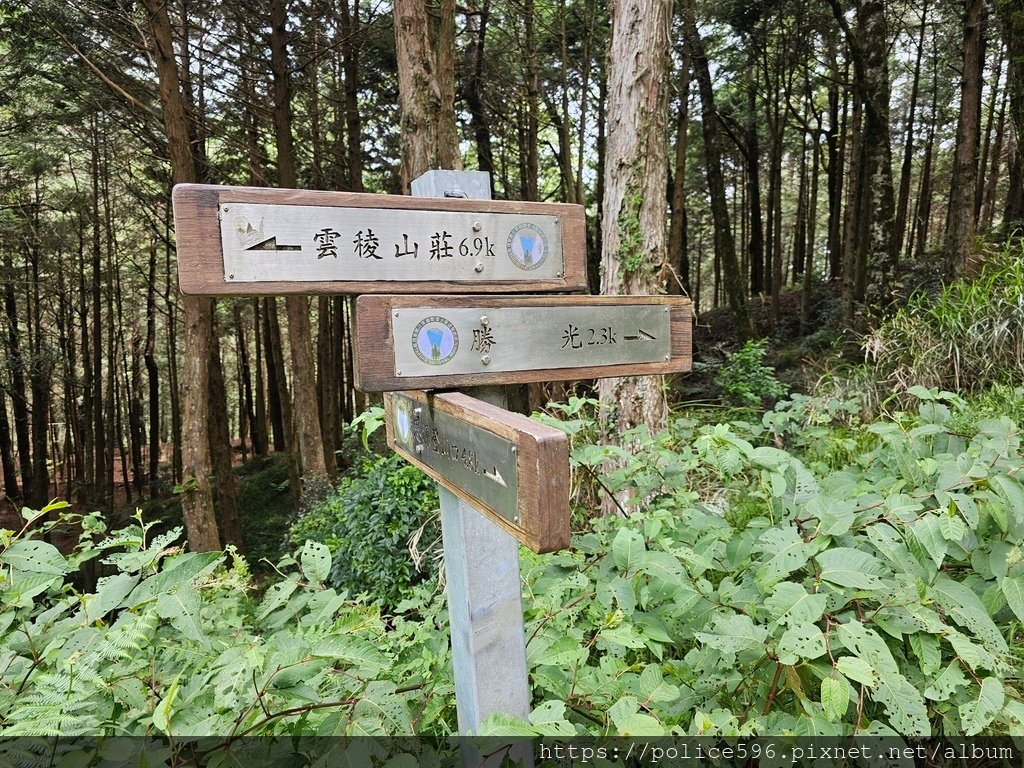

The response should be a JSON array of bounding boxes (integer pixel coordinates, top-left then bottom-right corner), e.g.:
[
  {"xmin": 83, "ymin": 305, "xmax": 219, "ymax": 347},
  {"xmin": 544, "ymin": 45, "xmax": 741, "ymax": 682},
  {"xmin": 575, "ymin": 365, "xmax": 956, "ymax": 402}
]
[
  {"xmin": 384, "ymin": 390, "xmax": 570, "ymax": 553},
  {"xmin": 355, "ymin": 295, "xmax": 692, "ymax": 391}
]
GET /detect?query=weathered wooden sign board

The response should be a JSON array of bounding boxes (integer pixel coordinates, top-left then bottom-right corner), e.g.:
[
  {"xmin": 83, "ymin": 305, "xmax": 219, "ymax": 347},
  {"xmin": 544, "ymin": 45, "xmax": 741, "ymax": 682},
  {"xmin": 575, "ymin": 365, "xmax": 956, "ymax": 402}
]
[
  {"xmin": 384, "ymin": 389, "xmax": 569, "ymax": 553},
  {"xmin": 172, "ymin": 184, "xmax": 587, "ymax": 295},
  {"xmin": 355, "ymin": 295, "xmax": 692, "ymax": 392}
]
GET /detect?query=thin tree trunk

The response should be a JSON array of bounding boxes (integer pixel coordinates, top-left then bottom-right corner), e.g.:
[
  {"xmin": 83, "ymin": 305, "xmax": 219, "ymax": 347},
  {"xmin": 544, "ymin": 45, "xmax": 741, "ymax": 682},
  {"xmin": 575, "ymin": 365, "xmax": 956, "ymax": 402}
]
[
  {"xmin": 684, "ymin": 0, "xmax": 752, "ymax": 338},
  {"xmin": 944, "ymin": 0, "xmax": 984, "ymax": 277},
  {"xmin": 894, "ymin": 0, "xmax": 928, "ymax": 254},
  {"xmin": 144, "ymin": 0, "xmax": 220, "ymax": 551},
  {"xmin": 667, "ymin": 43, "xmax": 692, "ymax": 296},
  {"xmin": 144, "ymin": 242, "xmax": 160, "ymax": 498}
]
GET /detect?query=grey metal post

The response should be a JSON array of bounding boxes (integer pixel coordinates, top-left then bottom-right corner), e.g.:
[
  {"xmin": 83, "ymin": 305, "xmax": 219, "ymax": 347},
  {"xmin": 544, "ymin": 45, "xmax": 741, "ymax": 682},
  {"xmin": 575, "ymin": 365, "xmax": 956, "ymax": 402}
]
[{"xmin": 410, "ymin": 172, "xmax": 532, "ymax": 742}]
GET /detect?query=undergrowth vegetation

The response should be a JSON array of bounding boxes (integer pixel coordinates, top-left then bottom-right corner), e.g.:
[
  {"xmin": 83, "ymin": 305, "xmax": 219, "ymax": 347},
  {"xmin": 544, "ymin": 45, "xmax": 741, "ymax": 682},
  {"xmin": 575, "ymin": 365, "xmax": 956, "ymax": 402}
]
[
  {"xmin": 866, "ymin": 241, "xmax": 1024, "ymax": 396},
  {"xmin": 5, "ymin": 385, "xmax": 1024, "ymax": 752}
]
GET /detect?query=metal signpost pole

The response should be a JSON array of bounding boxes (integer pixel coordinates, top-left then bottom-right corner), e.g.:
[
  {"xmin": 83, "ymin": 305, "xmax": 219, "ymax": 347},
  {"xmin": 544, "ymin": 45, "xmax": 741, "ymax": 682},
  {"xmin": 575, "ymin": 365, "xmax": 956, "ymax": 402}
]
[{"xmin": 410, "ymin": 172, "xmax": 532, "ymax": 760}]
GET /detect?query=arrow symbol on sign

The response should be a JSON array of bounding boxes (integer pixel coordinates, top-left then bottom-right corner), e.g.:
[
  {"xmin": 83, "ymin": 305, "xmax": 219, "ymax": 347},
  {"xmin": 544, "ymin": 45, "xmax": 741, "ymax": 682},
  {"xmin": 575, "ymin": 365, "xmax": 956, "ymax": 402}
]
[
  {"xmin": 484, "ymin": 466, "xmax": 507, "ymax": 486},
  {"xmin": 246, "ymin": 235, "xmax": 301, "ymax": 252},
  {"xmin": 623, "ymin": 328, "xmax": 657, "ymax": 341}
]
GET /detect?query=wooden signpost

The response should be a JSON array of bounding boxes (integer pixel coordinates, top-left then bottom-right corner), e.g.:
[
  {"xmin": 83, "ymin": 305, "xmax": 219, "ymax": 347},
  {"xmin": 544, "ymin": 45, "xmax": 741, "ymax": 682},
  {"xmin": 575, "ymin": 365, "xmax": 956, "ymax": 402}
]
[
  {"xmin": 384, "ymin": 389, "xmax": 570, "ymax": 553},
  {"xmin": 172, "ymin": 170, "xmax": 694, "ymax": 748},
  {"xmin": 171, "ymin": 183, "xmax": 587, "ymax": 295},
  {"xmin": 355, "ymin": 294, "xmax": 692, "ymax": 391}
]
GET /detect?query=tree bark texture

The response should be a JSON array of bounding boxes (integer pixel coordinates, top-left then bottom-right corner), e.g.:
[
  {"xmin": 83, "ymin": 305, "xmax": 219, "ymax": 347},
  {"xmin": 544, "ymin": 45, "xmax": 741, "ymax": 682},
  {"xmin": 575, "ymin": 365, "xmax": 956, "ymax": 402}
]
[
  {"xmin": 945, "ymin": 0, "xmax": 984, "ymax": 277},
  {"xmin": 597, "ymin": 0, "xmax": 674, "ymax": 455},
  {"xmin": 394, "ymin": 0, "xmax": 461, "ymax": 190},
  {"xmin": 683, "ymin": 0, "xmax": 752, "ymax": 338},
  {"xmin": 143, "ymin": 0, "xmax": 220, "ymax": 552}
]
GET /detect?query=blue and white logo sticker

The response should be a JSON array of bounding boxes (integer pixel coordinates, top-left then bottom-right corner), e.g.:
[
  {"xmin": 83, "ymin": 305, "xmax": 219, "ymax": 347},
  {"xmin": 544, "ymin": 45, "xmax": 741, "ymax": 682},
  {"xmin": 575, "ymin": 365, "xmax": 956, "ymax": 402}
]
[
  {"xmin": 412, "ymin": 316, "xmax": 459, "ymax": 366},
  {"xmin": 506, "ymin": 223, "xmax": 548, "ymax": 270}
]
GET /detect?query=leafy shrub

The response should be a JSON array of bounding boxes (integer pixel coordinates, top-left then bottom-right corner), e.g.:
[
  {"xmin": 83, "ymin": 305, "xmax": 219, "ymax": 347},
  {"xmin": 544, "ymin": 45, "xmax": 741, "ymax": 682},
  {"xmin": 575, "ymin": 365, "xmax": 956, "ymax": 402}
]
[
  {"xmin": 866, "ymin": 241, "xmax": 1024, "ymax": 397},
  {"xmin": 520, "ymin": 389, "xmax": 1024, "ymax": 737},
  {"xmin": 288, "ymin": 454, "xmax": 439, "ymax": 608},
  {"xmin": 0, "ymin": 505, "xmax": 456, "ymax": 752},
  {"xmin": 714, "ymin": 339, "xmax": 788, "ymax": 408}
]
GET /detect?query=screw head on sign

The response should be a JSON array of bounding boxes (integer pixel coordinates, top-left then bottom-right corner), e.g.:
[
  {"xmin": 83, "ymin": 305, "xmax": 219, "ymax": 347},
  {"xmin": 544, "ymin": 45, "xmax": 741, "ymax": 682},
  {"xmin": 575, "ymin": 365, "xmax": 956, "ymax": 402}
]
[
  {"xmin": 474, "ymin": 262, "xmax": 485, "ymax": 273},
  {"xmin": 473, "ymin": 221, "xmax": 482, "ymax": 232},
  {"xmin": 481, "ymin": 354, "xmax": 491, "ymax": 365},
  {"xmin": 415, "ymin": 444, "xmax": 423, "ymax": 455},
  {"xmin": 480, "ymin": 315, "xmax": 489, "ymax": 325}
]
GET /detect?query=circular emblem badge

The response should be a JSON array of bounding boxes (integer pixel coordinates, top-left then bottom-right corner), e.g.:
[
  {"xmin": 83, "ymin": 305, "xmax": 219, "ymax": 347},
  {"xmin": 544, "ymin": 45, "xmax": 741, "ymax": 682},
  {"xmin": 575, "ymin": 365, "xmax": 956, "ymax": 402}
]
[
  {"xmin": 393, "ymin": 398, "xmax": 413, "ymax": 447},
  {"xmin": 506, "ymin": 223, "xmax": 548, "ymax": 270},
  {"xmin": 412, "ymin": 316, "xmax": 459, "ymax": 366}
]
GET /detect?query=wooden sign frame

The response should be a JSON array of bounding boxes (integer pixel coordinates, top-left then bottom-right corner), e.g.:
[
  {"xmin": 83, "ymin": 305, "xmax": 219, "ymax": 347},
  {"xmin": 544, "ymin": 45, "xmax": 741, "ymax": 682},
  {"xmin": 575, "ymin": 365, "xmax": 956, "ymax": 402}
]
[
  {"xmin": 384, "ymin": 390, "xmax": 570, "ymax": 552},
  {"xmin": 355, "ymin": 295, "xmax": 692, "ymax": 392},
  {"xmin": 172, "ymin": 184, "xmax": 587, "ymax": 295}
]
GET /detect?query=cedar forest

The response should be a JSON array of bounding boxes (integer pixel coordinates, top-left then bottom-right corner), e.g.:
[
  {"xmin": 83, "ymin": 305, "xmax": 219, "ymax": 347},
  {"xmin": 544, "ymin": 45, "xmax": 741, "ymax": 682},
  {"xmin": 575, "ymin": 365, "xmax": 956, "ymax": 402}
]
[{"xmin": 4, "ymin": 0, "xmax": 1024, "ymax": 752}]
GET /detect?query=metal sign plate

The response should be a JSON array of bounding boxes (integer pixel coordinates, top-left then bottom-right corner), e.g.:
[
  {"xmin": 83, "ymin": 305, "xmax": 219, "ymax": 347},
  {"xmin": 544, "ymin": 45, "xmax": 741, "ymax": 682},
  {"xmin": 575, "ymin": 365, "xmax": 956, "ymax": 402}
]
[
  {"xmin": 384, "ymin": 389, "xmax": 571, "ymax": 552},
  {"xmin": 392, "ymin": 304, "xmax": 670, "ymax": 378},
  {"xmin": 218, "ymin": 203, "xmax": 564, "ymax": 283},
  {"xmin": 389, "ymin": 392, "xmax": 519, "ymax": 522},
  {"xmin": 173, "ymin": 184, "xmax": 587, "ymax": 294}
]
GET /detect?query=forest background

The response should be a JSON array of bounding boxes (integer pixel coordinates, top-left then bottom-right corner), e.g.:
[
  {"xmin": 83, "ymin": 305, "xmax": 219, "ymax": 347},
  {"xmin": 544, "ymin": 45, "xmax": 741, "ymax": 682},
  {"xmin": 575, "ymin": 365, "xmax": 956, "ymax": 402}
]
[{"xmin": 4, "ymin": 0, "xmax": 1024, "ymax": 744}]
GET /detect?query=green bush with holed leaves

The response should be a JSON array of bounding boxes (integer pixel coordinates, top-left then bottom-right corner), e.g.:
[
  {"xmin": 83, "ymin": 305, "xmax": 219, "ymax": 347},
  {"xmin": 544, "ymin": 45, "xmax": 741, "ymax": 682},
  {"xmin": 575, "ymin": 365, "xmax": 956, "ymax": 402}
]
[{"xmin": 5, "ymin": 387, "xmax": 1024, "ymax": 753}]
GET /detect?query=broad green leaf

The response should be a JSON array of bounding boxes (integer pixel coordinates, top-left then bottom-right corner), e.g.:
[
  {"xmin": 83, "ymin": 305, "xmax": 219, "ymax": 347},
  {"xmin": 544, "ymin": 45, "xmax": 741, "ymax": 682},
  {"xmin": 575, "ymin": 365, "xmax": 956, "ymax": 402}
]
[
  {"xmin": 299, "ymin": 540, "xmax": 331, "ymax": 585},
  {"xmin": 991, "ymin": 474, "xmax": 1024, "ymax": 527},
  {"xmin": 835, "ymin": 621, "xmax": 928, "ymax": 735},
  {"xmin": 835, "ymin": 656, "xmax": 876, "ymax": 687},
  {"xmin": 939, "ymin": 514, "xmax": 966, "ymax": 542},
  {"xmin": 762, "ymin": 582, "xmax": 827, "ymax": 626},
  {"xmin": 807, "ymin": 497, "xmax": 854, "ymax": 537},
  {"xmin": 816, "ymin": 548, "xmax": 888, "ymax": 590},
  {"xmin": 776, "ymin": 623, "xmax": 826, "ymax": 665},
  {"xmin": 528, "ymin": 700, "xmax": 575, "ymax": 736},
  {"xmin": 1000, "ymin": 575, "xmax": 1024, "ymax": 624},
  {"xmin": 959, "ymin": 677, "xmax": 1005, "ymax": 736},
  {"xmin": 81, "ymin": 573, "xmax": 139, "ymax": 623},
  {"xmin": 865, "ymin": 522, "xmax": 926, "ymax": 580},
  {"xmin": 930, "ymin": 575, "xmax": 1008, "ymax": 654},
  {"xmin": 908, "ymin": 633, "xmax": 941, "ymax": 676},
  {"xmin": 694, "ymin": 614, "xmax": 767, "ymax": 654},
  {"xmin": 946, "ymin": 628, "xmax": 999, "ymax": 672},
  {"xmin": 637, "ymin": 664, "xmax": 680, "ymax": 703},
  {"xmin": 910, "ymin": 516, "xmax": 947, "ymax": 569},
  {"xmin": 0, "ymin": 539, "xmax": 70, "ymax": 576},
  {"xmin": 639, "ymin": 550, "xmax": 685, "ymax": 583},
  {"xmin": 477, "ymin": 712, "xmax": 536, "ymax": 736},
  {"xmin": 950, "ymin": 492, "xmax": 979, "ymax": 529},
  {"xmin": 256, "ymin": 576, "xmax": 300, "ymax": 620},
  {"xmin": 924, "ymin": 662, "xmax": 968, "ymax": 701},
  {"xmin": 155, "ymin": 585, "xmax": 205, "ymax": 645},
  {"xmin": 820, "ymin": 674, "xmax": 851, "ymax": 722},
  {"xmin": 311, "ymin": 635, "xmax": 388, "ymax": 671},
  {"xmin": 126, "ymin": 551, "xmax": 222, "ymax": 607},
  {"xmin": 608, "ymin": 697, "xmax": 665, "ymax": 736},
  {"xmin": 754, "ymin": 526, "xmax": 812, "ymax": 589},
  {"xmin": 152, "ymin": 673, "xmax": 182, "ymax": 734},
  {"xmin": 612, "ymin": 528, "xmax": 646, "ymax": 574}
]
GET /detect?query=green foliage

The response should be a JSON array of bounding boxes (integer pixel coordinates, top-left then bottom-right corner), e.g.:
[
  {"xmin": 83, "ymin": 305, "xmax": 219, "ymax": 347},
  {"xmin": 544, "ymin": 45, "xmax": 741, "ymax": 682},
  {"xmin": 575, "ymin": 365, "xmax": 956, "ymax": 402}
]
[
  {"xmin": 522, "ymin": 388, "xmax": 1024, "ymax": 736},
  {"xmin": 288, "ymin": 454, "xmax": 440, "ymax": 608},
  {"xmin": 0, "ymin": 507, "xmax": 458, "ymax": 753},
  {"xmin": 615, "ymin": 188, "xmax": 645, "ymax": 275},
  {"xmin": 9, "ymin": 388, "xmax": 1024, "ymax": 745},
  {"xmin": 234, "ymin": 453, "xmax": 296, "ymax": 568},
  {"xmin": 867, "ymin": 241, "xmax": 1024, "ymax": 397},
  {"xmin": 714, "ymin": 339, "xmax": 789, "ymax": 408}
]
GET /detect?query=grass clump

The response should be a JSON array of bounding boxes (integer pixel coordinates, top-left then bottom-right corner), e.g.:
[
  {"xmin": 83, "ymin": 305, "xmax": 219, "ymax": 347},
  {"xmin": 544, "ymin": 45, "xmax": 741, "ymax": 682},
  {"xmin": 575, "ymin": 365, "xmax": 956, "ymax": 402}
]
[{"xmin": 866, "ymin": 241, "xmax": 1024, "ymax": 396}]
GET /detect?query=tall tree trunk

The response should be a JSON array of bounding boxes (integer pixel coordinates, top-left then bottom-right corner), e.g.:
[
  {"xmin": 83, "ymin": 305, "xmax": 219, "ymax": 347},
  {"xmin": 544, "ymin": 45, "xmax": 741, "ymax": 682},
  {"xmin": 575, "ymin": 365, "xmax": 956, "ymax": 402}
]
[
  {"xmin": 394, "ymin": 0, "xmax": 461, "ymax": 192},
  {"xmin": 745, "ymin": 58, "xmax": 765, "ymax": 296},
  {"xmin": 683, "ymin": 0, "xmax": 752, "ymax": 337},
  {"xmin": 894, "ymin": 0, "xmax": 928, "ymax": 255},
  {"xmin": 465, "ymin": 0, "xmax": 493, "ymax": 176},
  {"xmin": 251, "ymin": 298, "xmax": 269, "ymax": 456},
  {"xmin": 944, "ymin": 0, "xmax": 984, "ymax": 277},
  {"xmin": 270, "ymin": 0, "xmax": 331, "ymax": 490},
  {"xmin": 981, "ymin": 84, "xmax": 1008, "ymax": 230},
  {"xmin": 144, "ymin": 242, "xmax": 160, "ymax": 498},
  {"xmin": 597, "ymin": 0, "xmax": 674, "ymax": 514},
  {"xmin": 667, "ymin": 42, "xmax": 692, "ymax": 296},
  {"xmin": 144, "ymin": 0, "xmax": 220, "ymax": 551},
  {"xmin": 975, "ymin": 41, "xmax": 1001, "ymax": 218},
  {"xmin": 339, "ymin": 0, "xmax": 364, "ymax": 191},
  {"xmin": 0, "ymin": 386, "xmax": 17, "ymax": 501}
]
